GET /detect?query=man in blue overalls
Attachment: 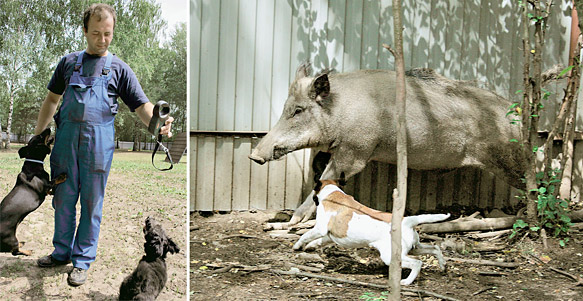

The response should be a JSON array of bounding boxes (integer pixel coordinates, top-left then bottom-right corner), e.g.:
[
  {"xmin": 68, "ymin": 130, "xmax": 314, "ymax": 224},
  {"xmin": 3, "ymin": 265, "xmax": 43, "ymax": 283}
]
[{"xmin": 33, "ymin": 3, "xmax": 173, "ymax": 286}]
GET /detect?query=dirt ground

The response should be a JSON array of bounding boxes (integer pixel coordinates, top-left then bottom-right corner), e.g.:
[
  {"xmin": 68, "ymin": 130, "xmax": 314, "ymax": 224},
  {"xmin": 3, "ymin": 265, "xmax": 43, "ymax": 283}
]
[
  {"xmin": 0, "ymin": 148, "xmax": 187, "ymax": 300},
  {"xmin": 190, "ymin": 210, "xmax": 583, "ymax": 301}
]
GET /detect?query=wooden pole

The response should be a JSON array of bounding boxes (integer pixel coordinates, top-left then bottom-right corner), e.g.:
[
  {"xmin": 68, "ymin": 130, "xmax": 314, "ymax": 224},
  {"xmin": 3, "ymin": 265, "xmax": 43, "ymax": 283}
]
[{"xmin": 384, "ymin": 0, "xmax": 407, "ymax": 299}]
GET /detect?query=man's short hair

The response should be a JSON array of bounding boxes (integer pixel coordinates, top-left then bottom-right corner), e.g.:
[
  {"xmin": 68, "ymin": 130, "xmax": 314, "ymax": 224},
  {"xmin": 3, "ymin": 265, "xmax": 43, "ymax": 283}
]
[{"xmin": 83, "ymin": 3, "xmax": 117, "ymax": 32}]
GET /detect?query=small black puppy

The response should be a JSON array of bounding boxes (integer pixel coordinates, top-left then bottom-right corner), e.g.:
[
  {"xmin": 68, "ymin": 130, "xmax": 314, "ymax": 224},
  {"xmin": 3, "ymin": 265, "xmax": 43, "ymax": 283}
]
[
  {"xmin": 0, "ymin": 128, "xmax": 67, "ymax": 255},
  {"xmin": 119, "ymin": 216, "xmax": 180, "ymax": 300}
]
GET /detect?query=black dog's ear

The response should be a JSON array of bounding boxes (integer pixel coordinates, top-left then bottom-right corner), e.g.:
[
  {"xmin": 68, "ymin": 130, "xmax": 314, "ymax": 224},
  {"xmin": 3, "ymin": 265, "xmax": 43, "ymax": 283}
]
[
  {"xmin": 312, "ymin": 192, "xmax": 320, "ymax": 206},
  {"xmin": 312, "ymin": 181, "xmax": 322, "ymax": 206},
  {"xmin": 313, "ymin": 173, "xmax": 322, "ymax": 184},
  {"xmin": 18, "ymin": 146, "xmax": 29, "ymax": 159},
  {"xmin": 166, "ymin": 238, "xmax": 180, "ymax": 255},
  {"xmin": 143, "ymin": 216, "xmax": 154, "ymax": 234},
  {"xmin": 339, "ymin": 172, "xmax": 347, "ymax": 187}
]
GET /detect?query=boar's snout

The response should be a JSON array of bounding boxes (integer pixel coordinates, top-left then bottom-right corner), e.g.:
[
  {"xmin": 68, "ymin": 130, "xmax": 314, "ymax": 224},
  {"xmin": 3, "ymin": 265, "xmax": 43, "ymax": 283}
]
[{"xmin": 248, "ymin": 153, "xmax": 266, "ymax": 165}]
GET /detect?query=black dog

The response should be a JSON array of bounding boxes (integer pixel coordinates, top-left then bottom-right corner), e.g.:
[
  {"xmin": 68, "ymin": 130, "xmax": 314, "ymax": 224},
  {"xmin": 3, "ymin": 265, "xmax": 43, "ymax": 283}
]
[
  {"xmin": 0, "ymin": 128, "xmax": 67, "ymax": 255},
  {"xmin": 119, "ymin": 216, "xmax": 180, "ymax": 300}
]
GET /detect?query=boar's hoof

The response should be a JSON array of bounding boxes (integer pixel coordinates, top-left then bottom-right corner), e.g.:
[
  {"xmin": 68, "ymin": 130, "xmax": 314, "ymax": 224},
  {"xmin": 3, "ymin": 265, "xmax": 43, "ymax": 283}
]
[{"xmin": 248, "ymin": 154, "xmax": 266, "ymax": 165}]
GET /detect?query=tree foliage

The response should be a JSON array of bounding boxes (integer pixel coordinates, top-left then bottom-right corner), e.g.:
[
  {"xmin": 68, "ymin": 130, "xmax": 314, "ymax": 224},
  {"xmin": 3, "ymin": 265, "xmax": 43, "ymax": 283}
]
[{"xmin": 0, "ymin": 0, "xmax": 186, "ymax": 147}]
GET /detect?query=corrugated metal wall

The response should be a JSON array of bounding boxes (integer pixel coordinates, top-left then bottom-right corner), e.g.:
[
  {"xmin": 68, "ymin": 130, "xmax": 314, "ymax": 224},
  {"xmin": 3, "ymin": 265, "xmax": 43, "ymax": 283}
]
[{"xmin": 190, "ymin": 0, "xmax": 576, "ymax": 212}]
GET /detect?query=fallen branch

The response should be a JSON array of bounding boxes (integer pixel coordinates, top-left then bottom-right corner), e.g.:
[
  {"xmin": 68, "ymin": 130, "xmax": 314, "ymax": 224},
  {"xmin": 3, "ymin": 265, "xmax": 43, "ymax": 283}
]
[
  {"xmin": 567, "ymin": 209, "xmax": 583, "ymax": 222},
  {"xmin": 270, "ymin": 268, "xmax": 459, "ymax": 301},
  {"xmin": 472, "ymin": 287, "xmax": 495, "ymax": 296},
  {"xmin": 207, "ymin": 263, "xmax": 271, "ymax": 274},
  {"xmin": 478, "ymin": 271, "xmax": 507, "ymax": 276},
  {"xmin": 527, "ymin": 254, "xmax": 583, "ymax": 286},
  {"xmin": 419, "ymin": 233, "xmax": 444, "ymax": 241},
  {"xmin": 445, "ymin": 256, "xmax": 519, "ymax": 268},
  {"xmin": 419, "ymin": 216, "xmax": 518, "ymax": 233},
  {"xmin": 286, "ymin": 263, "xmax": 323, "ymax": 273},
  {"xmin": 220, "ymin": 234, "xmax": 261, "ymax": 240},
  {"xmin": 548, "ymin": 266, "xmax": 583, "ymax": 286},
  {"xmin": 468, "ymin": 229, "xmax": 512, "ymax": 239}
]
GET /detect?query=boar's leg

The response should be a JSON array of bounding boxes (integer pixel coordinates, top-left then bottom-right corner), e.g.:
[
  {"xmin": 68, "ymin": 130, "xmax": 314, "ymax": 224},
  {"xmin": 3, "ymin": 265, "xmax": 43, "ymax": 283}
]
[
  {"xmin": 319, "ymin": 148, "xmax": 370, "ymax": 180},
  {"xmin": 266, "ymin": 150, "xmax": 371, "ymax": 230}
]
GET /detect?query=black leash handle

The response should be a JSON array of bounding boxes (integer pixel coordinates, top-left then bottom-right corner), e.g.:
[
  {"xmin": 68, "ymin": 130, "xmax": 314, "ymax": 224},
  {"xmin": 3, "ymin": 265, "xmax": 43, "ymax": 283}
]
[{"xmin": 149, "ymin": 100, "xmax": 173, "ymax": 171}]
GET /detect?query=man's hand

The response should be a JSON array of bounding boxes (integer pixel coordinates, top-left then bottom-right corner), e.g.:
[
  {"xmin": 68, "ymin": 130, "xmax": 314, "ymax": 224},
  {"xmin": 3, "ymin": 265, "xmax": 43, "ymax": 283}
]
[
  {"xmin": 160, "ymin": 117, "xmax": 174, "ymax": 138},
  {"xmin": 136, "ymin": 102, "xmax": 174, "ymax": 138}
]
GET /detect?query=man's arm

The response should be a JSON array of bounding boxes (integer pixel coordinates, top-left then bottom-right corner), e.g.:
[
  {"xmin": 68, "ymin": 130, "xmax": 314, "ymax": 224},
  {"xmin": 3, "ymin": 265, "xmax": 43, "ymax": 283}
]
[
  {"xmin": 135, "ymin": 102, "xmax": 174, "ymax": 138},
  {"xmin": 34, "ymin": 91, "xmax": 62, "ymax": 135}
]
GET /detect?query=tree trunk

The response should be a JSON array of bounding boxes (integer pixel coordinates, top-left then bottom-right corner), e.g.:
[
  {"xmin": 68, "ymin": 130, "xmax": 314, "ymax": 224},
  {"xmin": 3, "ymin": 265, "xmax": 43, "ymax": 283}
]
[
  {"xmin": 6, "ymin": 86, "xmax": 15, "ymax": 149},
  {"xmin": 388, "ymin": 0, "xmax": 407, "ymax": 298},
  {"xmin": 521, "ymin": 1, "xmax": 537, "ymax": 222}
]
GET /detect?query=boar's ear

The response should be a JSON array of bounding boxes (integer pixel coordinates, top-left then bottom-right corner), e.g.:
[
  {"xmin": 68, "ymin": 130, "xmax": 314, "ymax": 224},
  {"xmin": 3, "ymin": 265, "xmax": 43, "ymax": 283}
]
[
  {"xmin": 295, "ymin": 62, "xmax": 311, "ymax": 80},
  {"xmin": 309, "ymin": 73, "xmax": 330, "ymax": 100}
]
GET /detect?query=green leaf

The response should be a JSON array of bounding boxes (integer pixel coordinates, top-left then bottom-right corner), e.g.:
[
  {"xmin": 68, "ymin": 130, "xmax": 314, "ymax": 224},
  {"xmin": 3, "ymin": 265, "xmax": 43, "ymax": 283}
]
[
  {"xmin": 559, "ymin": 240, "xmax": 565, "ymax": 247},
  {"xmin": 538, "ymin": 187, "xmax": 547, "ymax": 194},
  {"xmin": 530, "ymin": 226, "xmax": 540, "ymax": 231},
  {"xmin": 559, "ymin": 65, "xmax": 575, "ymax": 78},
  {"xmin": 513, "ymin": 219, "xmax": 528, "ymax": 229},
  {"xmin": 510, "ymin": 139, "xmax": 519, "ymax": 143},
  {"xmin": 515, "ymin": 89, "xmax": 523, "ymax": 94}
]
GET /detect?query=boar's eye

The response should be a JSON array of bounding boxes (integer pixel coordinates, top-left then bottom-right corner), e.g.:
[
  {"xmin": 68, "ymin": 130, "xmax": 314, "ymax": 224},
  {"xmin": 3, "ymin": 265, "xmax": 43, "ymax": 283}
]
[{"xmin": 292, "ymin": 107, "xmax": 304, "ymax": 117}]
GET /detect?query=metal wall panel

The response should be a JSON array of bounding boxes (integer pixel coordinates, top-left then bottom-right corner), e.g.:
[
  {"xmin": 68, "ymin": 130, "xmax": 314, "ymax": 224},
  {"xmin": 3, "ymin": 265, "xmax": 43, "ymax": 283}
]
[{"xmin": 191, "ymin": 0, "xmax": 574, "ymax": 212}]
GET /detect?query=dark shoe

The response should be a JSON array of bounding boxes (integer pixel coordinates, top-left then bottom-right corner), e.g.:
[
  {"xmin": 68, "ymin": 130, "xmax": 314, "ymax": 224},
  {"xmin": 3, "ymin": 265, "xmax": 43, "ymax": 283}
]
[
  {"xmin": 67, "ymin": 267, "xmax": 87, "ymax": 286},
  {"xmin": 37, "ymin": 255, "xmax": 71, "ymax": 267}
]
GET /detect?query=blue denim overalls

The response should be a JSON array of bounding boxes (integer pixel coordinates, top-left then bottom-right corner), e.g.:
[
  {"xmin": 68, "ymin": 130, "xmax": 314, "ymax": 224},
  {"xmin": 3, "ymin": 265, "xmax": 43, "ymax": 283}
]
[{"xmin": 50, "ymin": 50, "xmax": 115, "ymax": 270}]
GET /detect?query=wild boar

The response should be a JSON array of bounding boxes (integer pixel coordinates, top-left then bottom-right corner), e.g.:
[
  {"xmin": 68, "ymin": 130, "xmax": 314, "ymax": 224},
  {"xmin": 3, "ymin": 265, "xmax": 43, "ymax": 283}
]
[{"xmin": 250, "ymin": 64, "xmax": 526, "ymax": 225}]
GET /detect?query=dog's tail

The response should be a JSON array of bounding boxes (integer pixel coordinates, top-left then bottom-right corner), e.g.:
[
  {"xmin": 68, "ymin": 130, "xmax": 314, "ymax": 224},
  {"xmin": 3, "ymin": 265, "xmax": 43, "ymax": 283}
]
[{"xmin": 402, "ymin": 213, "xmax": 450, "ymax": 228}]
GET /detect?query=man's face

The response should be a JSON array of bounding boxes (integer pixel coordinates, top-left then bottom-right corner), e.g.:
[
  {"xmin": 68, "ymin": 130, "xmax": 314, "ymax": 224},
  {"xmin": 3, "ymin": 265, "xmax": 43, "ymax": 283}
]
[{"xmin": 84, "ymin": 12, "xmax": 114, "ymax": 56}]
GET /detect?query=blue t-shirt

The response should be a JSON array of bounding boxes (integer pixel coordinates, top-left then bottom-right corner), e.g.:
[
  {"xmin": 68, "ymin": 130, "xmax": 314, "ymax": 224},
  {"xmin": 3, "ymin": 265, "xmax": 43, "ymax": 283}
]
[{"xmin": 47, "ymin": 51, "xmax": 149, "ymax": 112}]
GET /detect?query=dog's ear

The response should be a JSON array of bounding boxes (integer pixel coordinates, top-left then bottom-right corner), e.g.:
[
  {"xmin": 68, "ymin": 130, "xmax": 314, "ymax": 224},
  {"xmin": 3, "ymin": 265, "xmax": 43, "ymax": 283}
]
[
  {"xmin": 166, "ymin": 237, "xmax": 180, "ymax": 255},
  {"xmin": 339, "ymin": 172, "xmax": 347, "ymax": 187},
  {"xmin": 313, "ymin": 172, "xmax": 322, "ymax": 184},
  {"xmin": 312, "ymin": 193, "xmax": 320, "ymax": 206},
  {"xmin": 18, "ymin": 146, "xmax": 29, "ymax": 159},
  {"xmin": 312, "ymin": 181, "xmax": 322, "ymax": 206}
]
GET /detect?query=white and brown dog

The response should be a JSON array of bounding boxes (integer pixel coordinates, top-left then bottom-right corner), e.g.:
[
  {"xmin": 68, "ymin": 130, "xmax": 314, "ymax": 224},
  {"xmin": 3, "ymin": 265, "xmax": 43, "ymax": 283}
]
[{"xmin": 293, "ymin": 178, "xmax": 450, "ymax": 285}]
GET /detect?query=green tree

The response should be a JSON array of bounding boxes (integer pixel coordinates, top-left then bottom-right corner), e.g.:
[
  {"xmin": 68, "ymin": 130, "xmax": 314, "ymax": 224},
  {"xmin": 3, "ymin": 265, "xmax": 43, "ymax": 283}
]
[{"xmin": 0, "ymin": 0, "xmax": 186, "ymax": 150}]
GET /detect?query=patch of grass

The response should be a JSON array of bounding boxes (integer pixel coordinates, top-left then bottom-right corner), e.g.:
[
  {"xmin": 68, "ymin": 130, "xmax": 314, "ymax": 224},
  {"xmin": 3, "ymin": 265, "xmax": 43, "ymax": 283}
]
[{"xmin": 0, "ymin": 261, "xmax": 26, "ymax": 276}]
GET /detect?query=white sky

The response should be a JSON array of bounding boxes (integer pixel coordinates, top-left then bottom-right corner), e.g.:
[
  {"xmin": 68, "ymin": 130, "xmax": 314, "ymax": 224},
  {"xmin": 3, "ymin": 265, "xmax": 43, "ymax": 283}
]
[{"xmin": 156, "ymin": 0, "xmax": 188, "ymax": 40}]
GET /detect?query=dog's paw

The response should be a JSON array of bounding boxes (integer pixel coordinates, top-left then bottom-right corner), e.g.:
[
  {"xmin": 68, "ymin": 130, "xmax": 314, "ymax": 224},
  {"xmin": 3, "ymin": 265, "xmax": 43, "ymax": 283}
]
[
  {"xmin": 54, "ymin": 173, "xmax": 67, "ymax": 184},
  {"xmin": 12, "ymin": 249, "xmax": 32, "ymax": 256},
  {"xmin": 292, "ymin": 242, "xmax": 303, "ymax": 251}
]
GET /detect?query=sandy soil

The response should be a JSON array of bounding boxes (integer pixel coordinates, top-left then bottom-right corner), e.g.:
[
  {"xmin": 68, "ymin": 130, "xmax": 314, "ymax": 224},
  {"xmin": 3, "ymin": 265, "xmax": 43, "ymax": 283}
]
[
  {"xmin": 0, "ymin": 149, "xmax": 187, "ymax": 300},
  {"xmin": 190, "ymin": 210, "xmax": 583, "ymax": 301}
]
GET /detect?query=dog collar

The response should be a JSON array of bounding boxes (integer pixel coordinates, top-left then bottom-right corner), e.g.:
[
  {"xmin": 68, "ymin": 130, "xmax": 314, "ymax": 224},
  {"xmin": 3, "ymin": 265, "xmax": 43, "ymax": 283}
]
[{"xmin": 25, "ymin": 159, "xmax": 45, "ymax": 165}]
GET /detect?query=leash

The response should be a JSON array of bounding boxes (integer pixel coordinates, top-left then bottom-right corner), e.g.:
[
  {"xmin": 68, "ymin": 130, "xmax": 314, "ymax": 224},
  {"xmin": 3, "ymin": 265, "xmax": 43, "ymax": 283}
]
[
  {"xmin": 149, "ymin": 100, "xmax": 173, "ymax": 171},
  {"xmin": 152, "ymin": 133, "xmax": 173, "ymax": 171}
]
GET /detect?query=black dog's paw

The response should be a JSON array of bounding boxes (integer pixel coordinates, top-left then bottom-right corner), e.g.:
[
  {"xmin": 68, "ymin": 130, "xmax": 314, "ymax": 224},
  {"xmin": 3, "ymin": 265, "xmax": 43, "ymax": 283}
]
[
  {"xmin": 48, "ymin": 173, "xmax": 67, "ymax": 195},
  {"xmin": 54, "ymin": 173, "xmax": 67, "ymax": 184}
]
